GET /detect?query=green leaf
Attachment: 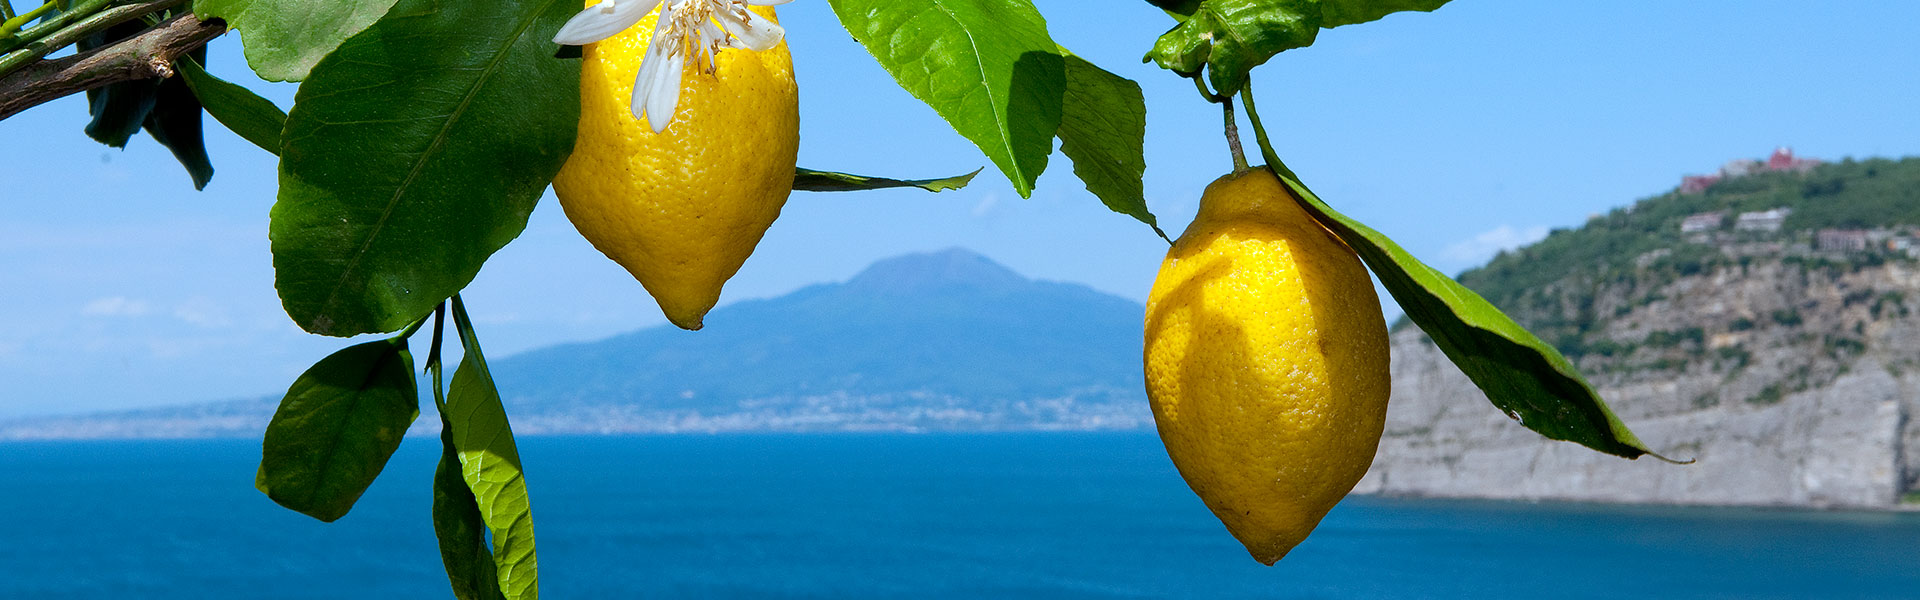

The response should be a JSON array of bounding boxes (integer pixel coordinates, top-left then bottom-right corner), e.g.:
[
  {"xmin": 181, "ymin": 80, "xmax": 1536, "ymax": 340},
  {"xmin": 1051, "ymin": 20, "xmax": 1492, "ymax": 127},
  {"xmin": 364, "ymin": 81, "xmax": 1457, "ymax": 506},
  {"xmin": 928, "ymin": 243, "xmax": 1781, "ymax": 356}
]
[
  {"xmin": 1239, "ymin": 86, "xmax": 1662, "ymax": 460},
  {"xmin": 193, "ymin": 0, "xmax": 402, "ymax": 81},
  {"xmin": 446, "ymin": 296, "xmax": 537, "ymax": 600},
  {"xmin": 1056, "ymin": 53, "xmax": 1161, "ymax": 237},
  {"xmin": 1145, "ymin": 0, "xmax": 1450, "ymax": 96},
  {"xmin": 423, "ymin": 303, "xmax": 502, "ymax": 600},
  {"xmin": 1146, "ymin": 0, "xmax": 1202, "ymax": 17},
  {"xmin": 793, "ymin": 167, "xmax": 979, "ymax": 193},
  {"xmin": 142, "ymin": 47, "xmax": 215, "ymax": 190},
  {"xmin": 433, "ymin": 416, "xmax": 507, "ymax": 600},
  {"xmin": 79, "ymin": 20, "xmax": 158, "ymax": 148},
  {"xmin": 1147, "ymin": 0, "xmax": 1319, "ymax": 96},
  {"xmin": 825, "ymin": 0, "xmax": 1065, "ymax": 198},
  {"xmin": 176, "ymin": 56, "xmax": 287, "ymax": 157},
  {"xmin": 270, "ymin": 0, "xmax": 580, "ymax": 337},
  {"xmin": 78, "ymin": 18, "xmax": 214, "ymax": 189},
  {"xmin": 1319, "ymin": 0, "xmax": 1452, "ymax": 29},
  {"xmin": 256, "ymin": 339, "xmax": 419, "ymax": 522}
]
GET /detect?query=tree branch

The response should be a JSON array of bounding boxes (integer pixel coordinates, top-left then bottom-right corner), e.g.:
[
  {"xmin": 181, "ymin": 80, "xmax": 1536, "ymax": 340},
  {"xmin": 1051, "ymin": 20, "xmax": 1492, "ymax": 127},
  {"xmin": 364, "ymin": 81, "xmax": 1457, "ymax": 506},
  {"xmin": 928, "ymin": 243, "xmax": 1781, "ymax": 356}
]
[{"xmin": 0, "ymin": 12, "xmax": 222, "ymax": 121}]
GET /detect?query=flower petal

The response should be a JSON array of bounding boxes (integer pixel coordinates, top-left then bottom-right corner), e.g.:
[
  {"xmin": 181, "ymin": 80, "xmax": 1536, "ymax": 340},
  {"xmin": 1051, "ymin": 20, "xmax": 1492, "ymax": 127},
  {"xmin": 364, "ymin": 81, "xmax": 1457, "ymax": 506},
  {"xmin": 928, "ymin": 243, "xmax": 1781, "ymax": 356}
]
[
  {"xmin": 630, "ymin": 15, "xmax": 681, "ymax": 128},
  {"xmin": 553, "ymin": 0, "xmax": 662, "ymax": 45},
  {"xmin": 643, "ymin": 51, "xmax": 685, "ymax": 133},
  {"xmin": 716, "ymin": 4, "xmax": 784, "ymax": 51}
]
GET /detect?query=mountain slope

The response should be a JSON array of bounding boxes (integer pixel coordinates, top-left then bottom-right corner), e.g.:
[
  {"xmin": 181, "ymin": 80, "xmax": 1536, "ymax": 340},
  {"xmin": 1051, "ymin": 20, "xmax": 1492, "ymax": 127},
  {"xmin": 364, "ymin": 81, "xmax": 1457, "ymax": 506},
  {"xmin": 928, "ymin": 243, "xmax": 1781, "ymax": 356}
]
[{"xmin": 489, "ymin": 248, "xmax": 1153, "ymax": 432}]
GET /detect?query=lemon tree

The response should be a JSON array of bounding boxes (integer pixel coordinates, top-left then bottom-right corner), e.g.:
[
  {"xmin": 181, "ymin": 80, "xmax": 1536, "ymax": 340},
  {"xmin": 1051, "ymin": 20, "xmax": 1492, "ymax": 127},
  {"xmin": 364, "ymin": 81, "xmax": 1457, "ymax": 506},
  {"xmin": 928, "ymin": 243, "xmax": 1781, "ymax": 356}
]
[{"xmin": 0, "ymin": 0, "xmax": 1674, "ymax": 595}]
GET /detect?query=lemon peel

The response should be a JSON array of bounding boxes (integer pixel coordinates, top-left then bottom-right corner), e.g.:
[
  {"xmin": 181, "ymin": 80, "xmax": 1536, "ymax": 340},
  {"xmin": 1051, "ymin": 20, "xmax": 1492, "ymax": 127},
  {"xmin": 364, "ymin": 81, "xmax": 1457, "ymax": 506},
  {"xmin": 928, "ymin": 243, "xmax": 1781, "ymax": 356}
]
[
  {"xmin": 1143, "ymin": 167, "xmax": 1390, "ymax": 564},
  {"xmin": 551, "ymin": 1, "xmax": 799, "ymax": 330}
]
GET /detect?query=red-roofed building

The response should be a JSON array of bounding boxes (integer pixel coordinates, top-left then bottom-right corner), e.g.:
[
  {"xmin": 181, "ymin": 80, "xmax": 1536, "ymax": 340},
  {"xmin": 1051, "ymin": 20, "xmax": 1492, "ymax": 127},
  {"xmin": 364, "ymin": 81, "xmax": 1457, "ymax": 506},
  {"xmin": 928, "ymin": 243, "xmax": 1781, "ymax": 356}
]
[
  {"xmin": 1680, "ymin": 175, "xmax": 1720, "ymax": 195},
  {"xmin": 1767, "ymin": 147, "xmax": 1822, "ymax": 173}
]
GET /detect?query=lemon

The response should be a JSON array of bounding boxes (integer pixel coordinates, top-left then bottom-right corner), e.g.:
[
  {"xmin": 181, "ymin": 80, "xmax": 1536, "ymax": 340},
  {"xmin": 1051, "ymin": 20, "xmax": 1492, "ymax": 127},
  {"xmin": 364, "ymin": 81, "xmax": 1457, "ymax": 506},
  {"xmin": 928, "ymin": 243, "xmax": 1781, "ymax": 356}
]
[
  {"xmin": 552, "ymin": 4, "xmax": 799, "ymax": 331},
  {"xmin": 1142, "ymin": 167, "xmax": 1390, "ymax": 565}
]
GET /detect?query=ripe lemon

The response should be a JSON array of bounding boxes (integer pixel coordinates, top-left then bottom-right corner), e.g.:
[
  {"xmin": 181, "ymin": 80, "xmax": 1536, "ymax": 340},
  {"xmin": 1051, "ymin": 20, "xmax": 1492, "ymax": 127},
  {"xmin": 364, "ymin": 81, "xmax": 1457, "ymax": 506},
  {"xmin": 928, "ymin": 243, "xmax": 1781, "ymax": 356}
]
[
  {"xmin": 552, "ymin": 4, "xmax": 799, "ymax": 331},
  {"xmin": 1142, "ymin": 167, "xmax": 1390, "ymax": 565}
]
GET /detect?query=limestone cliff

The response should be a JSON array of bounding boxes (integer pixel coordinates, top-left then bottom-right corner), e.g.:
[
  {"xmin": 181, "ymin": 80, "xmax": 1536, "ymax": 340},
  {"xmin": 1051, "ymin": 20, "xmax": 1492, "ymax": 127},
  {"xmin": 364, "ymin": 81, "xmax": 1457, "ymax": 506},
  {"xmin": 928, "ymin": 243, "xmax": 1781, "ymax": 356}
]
[{"xmin": 1359, "ymin": 156, "xmax": 1920, "ymax": 509}]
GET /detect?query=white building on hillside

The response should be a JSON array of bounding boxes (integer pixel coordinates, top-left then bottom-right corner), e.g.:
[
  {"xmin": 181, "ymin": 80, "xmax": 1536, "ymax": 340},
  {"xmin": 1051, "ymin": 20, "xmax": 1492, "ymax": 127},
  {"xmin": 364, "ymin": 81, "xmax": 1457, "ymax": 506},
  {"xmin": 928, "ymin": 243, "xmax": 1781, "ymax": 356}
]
[{"xmin": 1735, "ymin": 208, "xmax": 1791, "ymax": 232}]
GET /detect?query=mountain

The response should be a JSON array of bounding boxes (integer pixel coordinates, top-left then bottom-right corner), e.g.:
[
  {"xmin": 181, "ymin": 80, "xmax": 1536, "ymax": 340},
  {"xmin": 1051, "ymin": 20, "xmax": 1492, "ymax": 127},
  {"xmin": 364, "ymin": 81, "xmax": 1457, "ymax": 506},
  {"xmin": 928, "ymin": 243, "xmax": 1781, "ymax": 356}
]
[
  {"xmin": 0, "ymin": 249, "xmax": 1154, "ymax": 439},
  {"xmin": 1361, "ymin": 155, "xmax": 1920, "ymax": 509},
  {"xmin": 489, "ymin": 248, "xmax": 1151, "ymax": 433}
]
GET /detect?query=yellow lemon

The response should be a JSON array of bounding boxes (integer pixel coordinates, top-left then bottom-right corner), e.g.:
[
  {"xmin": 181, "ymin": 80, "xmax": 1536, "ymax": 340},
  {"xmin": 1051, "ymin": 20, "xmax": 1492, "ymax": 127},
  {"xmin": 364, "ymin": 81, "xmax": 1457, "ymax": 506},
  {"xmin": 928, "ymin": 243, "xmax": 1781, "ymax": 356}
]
[
  {"xmin": 1142, "ymin": 167, "xmax": 1390, "ymax": 565},
  {"xmin": 553, "ymin": 4, "xmax": 799, "ymax": 331}
]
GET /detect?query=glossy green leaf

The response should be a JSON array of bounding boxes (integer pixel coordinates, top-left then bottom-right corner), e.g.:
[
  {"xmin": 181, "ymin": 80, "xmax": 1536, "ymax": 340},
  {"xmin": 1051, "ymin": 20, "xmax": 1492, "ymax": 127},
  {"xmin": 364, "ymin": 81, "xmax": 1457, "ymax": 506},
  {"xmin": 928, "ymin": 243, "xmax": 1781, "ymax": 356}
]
[
  {"xmin": 793, "ymin": 167, "xmax": 979, "ymax": 193},
  {"xmin": 256, "ymin": 339, "xmax": 419, "ymax": 522},
  {"xmin": 825, "ymin": 0, "xmax": 1065, "ymax": 198},
  {"xmin": 423, "ymin": 303, "xmax": 502, "ymax": 600},
  {"xmin": 1056, "ymin": 53, "xmax": 1162, "ymax": 237},
  {"xmin": 433, "ymin": 413, "xmax": 507, "ymax": 600},
  {"xmin": 1146, "ymin": 0, "xmax": 1450, "ymax": 95},
  {"xmin": 193, "ymin": 0, "xmax": 402, "ymax": 81},
  {"xmin": 446, "ymin": 297, "xmax": 538, "ymax": 600},
  {"xmin": 176, "ymin": 56, "xmax": 287, "ymax": 157},
  {"xmin": 1239, "ymin": 86, "xmax": 1661, "ymax": 460},
  {"xmin": 271, "ymin": 0, "xmax": 580, "ymax": 337}
]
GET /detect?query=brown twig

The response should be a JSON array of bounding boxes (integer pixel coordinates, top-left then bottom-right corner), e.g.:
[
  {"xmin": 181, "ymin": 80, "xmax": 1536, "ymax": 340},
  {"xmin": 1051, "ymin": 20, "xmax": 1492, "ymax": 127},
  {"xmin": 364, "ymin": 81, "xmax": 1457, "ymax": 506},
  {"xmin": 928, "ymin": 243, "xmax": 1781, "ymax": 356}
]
[
  {"xmin": 0, "ymin": 0, "xmax": 191, "ymax": 74},
  {"xmin": 0, "ymin": 12, "xmax": 222, "ymax": 121}
]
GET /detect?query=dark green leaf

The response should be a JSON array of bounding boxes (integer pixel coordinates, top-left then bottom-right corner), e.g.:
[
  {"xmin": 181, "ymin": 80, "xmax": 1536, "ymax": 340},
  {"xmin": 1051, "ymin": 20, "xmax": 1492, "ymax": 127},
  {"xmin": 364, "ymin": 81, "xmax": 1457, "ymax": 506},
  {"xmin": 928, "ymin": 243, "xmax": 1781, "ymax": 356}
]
[
  {"xmin": 142, "ymin": 47, "xmax": 215, "ymax": 190},
  {"xmin": 1239, "ymin": 87, "xmax": 1661, "ymax": 460},
  {"xmin": 79, "ymin": 20, "xmax": 213, "ymax": 188},
  {"xmin": 446, "ymin": 297, "xmax": 537, "ymax": 600},
  {"xmin": 79, "ymin": 21, "xmax": 158, "ymax": 148},
  {"xmin": 1146, "ymin": 0, "xmax": 1201, "ymax": 17},
  {"xmin": 193, "ymin": 0, "xmax": 402, "ymax": 81},
  {"xmin": 825, "ymin": 0, "xmax": 1065, "ymax": 198},
  {"xmin": 271, "ymin": 0, "xmax": 580, "ymax": 336},
  {"xmin": 82, "ymin": 78, "xmax": 158, "ymax": 147},
  {"xmin": 1320, "ymin": 0, "xmax": 1452, "ymax": 29},
  {"xmin": 434, "ymin": 416, "xmax": 507, "ymax": 600},
  {"xmin": 793, "ymin": 167, "xmax": 979, "ymax": 193},
  {"xmin": 256, "ymin": 339, "xmax": 419, "ymax": 522},
  {"xmin": 1056, "ymin": 53, "xmax": 1160, "ymax": 236},
  {"xmin": 1145, "ymin": 0, "xmax": 1450, "ymax": 95},
  {"xmin": 176, "ymin": 56, "xmax": 287, "ymax": 157}
]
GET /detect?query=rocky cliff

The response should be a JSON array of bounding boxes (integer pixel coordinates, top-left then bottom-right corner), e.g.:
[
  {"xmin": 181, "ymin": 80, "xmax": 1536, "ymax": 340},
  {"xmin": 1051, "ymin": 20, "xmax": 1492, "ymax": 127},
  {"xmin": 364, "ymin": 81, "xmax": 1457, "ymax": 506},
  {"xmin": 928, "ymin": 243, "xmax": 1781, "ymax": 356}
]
[{"xmin": 1359, "ymin": 156, "xmax": 1920, "ymax": 509}]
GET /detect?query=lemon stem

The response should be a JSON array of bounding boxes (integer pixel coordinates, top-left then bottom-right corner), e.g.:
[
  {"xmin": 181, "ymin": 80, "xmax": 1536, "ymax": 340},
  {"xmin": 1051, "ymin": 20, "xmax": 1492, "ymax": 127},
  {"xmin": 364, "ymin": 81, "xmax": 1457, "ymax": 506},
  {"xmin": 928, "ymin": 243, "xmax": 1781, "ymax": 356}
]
[
  {"xmin": 1222, "ymin": 101, "xmax": 1248, "ymax": 174},
  {"xmin": 425, "ymin": 302, "xmax": 447, "ymax": 412}
]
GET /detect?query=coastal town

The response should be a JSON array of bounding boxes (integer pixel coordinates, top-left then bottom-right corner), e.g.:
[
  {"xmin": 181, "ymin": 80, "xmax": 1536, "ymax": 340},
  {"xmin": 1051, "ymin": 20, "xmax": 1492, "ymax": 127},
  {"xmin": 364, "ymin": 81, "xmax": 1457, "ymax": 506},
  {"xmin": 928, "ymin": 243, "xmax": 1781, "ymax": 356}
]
[{"xmin": 1675, "ymin": 148, "xmax": 1919, "ymax": 258}]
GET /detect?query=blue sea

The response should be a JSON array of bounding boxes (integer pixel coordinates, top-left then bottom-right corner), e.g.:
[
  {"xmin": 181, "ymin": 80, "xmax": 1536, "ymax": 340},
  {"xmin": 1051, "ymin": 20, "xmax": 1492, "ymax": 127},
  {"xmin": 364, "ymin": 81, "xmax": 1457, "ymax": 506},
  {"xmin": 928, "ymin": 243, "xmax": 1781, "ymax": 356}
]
[{"xmin": 5, "ymin": 433, "xmax": 1919, "ymax": 599}]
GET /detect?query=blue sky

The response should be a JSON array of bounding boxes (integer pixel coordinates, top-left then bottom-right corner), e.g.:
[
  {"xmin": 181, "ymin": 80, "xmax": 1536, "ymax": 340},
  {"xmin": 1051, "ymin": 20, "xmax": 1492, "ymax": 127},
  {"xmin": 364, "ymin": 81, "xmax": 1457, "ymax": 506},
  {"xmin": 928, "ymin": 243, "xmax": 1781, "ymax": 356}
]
[{"xmin": 3, "ymin": 0, "xmax": 1918, "ymax": 416}]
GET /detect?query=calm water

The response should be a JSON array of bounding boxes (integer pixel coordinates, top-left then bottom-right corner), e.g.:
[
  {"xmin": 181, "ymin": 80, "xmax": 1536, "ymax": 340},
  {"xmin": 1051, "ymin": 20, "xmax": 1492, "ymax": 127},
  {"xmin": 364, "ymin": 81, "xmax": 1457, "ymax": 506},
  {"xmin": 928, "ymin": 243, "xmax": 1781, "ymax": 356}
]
[{"xmin": 4, "ymin": 434, "xmax": 1919, "ymax": 599}]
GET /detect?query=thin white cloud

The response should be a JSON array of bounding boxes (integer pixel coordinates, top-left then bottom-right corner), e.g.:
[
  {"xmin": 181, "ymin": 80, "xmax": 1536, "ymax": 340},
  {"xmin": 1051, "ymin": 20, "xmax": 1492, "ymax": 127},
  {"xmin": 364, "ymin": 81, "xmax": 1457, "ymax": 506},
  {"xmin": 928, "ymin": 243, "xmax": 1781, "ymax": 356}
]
[
  {"xmin": 970, "ymin": 193, "xmax": 1000, "ymax": 218},
  {"xmin": 173, "ymin": 298, "xmax": 233, "ymax": 328},
  {"xmin": 1441, "ymin": 224, "xmax": 1548, "ymax": 267},
  {"xmin": 80, "ymin": 296, "xmax": 152, "ymax": 317}
]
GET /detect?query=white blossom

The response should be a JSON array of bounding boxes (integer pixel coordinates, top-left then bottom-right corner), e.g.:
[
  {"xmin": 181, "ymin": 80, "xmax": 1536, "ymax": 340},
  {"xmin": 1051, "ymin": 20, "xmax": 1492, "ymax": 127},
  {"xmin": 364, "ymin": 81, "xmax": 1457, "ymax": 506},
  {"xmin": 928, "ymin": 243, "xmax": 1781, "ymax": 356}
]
[{"xmin": 555, "ymin": 0, "xmax": 792, "ymax": 132}]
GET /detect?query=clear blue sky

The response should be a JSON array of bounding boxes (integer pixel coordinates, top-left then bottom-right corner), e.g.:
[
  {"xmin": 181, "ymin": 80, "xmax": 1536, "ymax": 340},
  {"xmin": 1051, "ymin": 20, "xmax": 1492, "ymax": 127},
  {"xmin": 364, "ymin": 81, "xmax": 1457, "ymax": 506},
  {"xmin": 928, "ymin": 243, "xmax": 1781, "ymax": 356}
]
[{"xmin": 3, "ymin": 0, "xmax": 1918, "ymax": 416}]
